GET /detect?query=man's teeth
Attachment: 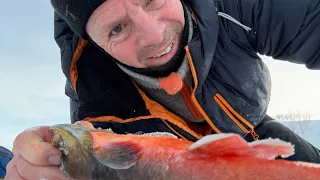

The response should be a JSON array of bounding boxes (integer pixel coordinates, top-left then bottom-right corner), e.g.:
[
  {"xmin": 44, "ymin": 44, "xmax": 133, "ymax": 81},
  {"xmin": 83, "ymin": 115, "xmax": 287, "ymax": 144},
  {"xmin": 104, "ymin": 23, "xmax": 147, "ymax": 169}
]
[{"xmin": 153, "ymin": 41, "xmax": 174, "ymax": 58}]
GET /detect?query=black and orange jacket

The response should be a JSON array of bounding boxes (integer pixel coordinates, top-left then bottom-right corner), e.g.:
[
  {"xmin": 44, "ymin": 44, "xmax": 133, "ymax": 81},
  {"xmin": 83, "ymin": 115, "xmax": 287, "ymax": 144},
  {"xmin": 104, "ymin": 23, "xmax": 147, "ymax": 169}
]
[{"xmin": 53, "ymin": 0, "xmax": 320, "ymax": 141}]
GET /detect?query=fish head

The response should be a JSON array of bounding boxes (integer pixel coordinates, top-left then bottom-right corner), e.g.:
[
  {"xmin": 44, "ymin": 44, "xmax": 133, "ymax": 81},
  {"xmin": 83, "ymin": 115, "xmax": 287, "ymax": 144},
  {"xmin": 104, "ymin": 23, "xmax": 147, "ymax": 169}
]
[
  {"xmin": 50, "ymin": 124, "xmax": 144, "ymax": 179},
  {"xmin": 50, "ymin": 124, "xmax": 97, "ymax": 179}
]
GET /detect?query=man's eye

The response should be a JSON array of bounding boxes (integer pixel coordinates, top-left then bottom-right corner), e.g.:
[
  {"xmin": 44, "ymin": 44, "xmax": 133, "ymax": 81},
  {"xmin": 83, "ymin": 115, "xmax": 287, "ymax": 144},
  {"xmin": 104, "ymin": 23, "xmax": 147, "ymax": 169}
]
[{"xmin": 111, "ymin": 25, "xmax": 123, "ymax": 35}]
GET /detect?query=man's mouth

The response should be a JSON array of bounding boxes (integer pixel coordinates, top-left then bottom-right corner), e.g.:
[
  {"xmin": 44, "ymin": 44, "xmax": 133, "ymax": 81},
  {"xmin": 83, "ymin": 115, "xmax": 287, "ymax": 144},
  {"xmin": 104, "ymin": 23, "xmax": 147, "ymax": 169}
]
[{"xmin": 152, "ymin": 40, "xmax": 175, "ymax": 58}]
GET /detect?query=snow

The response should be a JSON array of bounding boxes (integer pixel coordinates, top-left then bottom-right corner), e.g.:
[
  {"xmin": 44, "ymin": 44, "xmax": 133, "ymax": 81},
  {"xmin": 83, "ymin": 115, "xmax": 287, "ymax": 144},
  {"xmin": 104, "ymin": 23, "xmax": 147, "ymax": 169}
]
[
  {"xmin": 139, "ymin": 132, "xmax": 178, "ymax": 138},
  {"xmin": 294, "ymin": 161, "xmax": 320, "ymax": 168}
]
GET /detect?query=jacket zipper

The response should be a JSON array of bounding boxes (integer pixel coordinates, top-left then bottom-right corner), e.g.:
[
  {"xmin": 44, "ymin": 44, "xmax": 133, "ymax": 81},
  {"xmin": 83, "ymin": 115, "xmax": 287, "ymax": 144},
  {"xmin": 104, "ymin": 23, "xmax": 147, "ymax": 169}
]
[{"xmin": 214, "ymin": 94, "xmax": 260, "ymax": 140}]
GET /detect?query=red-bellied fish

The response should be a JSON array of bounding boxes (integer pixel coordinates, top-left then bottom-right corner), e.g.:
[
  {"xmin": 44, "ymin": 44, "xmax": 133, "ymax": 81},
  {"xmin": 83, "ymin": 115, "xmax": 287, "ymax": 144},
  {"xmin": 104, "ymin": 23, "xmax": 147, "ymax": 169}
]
[{"xmin": 50, "ymin": 123, "xmax": 320, "ymax": 180}]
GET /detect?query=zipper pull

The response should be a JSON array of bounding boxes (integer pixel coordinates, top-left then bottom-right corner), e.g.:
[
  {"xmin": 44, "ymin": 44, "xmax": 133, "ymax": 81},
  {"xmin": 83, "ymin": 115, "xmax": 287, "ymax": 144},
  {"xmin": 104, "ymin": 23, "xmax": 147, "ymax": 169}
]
[{"xmin": 249, "ymin": 129, "xmax": 259, "ymax": 141}]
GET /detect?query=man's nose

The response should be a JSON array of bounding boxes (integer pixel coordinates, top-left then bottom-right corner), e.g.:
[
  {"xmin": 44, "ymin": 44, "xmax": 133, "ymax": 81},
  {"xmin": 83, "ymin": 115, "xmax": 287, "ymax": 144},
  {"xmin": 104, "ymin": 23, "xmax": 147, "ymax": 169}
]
[{"xmin": 132, "ymin": 11, "xmax": 166, "ymax": 47}]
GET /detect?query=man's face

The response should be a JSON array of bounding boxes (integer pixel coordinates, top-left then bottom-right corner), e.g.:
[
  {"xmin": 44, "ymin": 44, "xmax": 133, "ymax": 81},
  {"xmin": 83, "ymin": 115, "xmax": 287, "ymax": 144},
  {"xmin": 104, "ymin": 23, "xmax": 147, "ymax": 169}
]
[{"xmin": 86, "ymin": 0, "xmax": 185, "ymax": 68}]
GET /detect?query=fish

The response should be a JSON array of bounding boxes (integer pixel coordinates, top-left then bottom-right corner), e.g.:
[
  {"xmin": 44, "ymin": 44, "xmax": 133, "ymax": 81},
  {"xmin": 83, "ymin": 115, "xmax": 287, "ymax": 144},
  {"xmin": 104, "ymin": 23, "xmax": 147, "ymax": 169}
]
[{"xmin": 50, "ymin": 123, "xmax": 320, "ymax": 180}]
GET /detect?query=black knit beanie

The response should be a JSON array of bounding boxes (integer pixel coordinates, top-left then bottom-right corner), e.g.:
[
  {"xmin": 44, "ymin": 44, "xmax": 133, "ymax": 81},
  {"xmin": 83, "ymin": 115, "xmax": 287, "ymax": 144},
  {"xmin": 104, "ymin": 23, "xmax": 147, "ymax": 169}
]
[{"xmin": 51, "ymin": 0, "xmax": 106, "ymax": 39}]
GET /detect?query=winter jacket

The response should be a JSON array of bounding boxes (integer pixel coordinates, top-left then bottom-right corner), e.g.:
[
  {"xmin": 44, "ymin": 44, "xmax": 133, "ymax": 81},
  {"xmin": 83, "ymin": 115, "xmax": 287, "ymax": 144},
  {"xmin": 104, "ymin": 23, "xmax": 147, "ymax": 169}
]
[
  {"xmin": 53, "ymin": 0, "xmax": 320, "ymax": 141},
  {"xmin": 0, "ymin": 146, "xmax": 13, "ymax": 178}
]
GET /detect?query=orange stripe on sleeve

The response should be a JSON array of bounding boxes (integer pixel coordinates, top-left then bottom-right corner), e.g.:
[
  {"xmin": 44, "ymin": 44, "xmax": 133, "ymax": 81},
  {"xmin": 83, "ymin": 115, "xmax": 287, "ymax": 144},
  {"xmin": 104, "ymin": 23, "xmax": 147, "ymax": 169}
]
[{"xmin": 70, "ymin": 39, "xmax": 88, "ymax": 93}]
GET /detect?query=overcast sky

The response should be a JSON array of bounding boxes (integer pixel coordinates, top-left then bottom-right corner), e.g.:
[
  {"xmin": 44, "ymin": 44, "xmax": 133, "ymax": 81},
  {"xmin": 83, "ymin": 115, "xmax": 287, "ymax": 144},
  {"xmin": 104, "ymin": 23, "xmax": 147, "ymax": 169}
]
[
  {"xmin": 1, "ymin": 1, "xmax": 319, "ymax": 150},
  {"xmin": 0, "ymin": 1, "xmax": 69, "ymax": 150}
]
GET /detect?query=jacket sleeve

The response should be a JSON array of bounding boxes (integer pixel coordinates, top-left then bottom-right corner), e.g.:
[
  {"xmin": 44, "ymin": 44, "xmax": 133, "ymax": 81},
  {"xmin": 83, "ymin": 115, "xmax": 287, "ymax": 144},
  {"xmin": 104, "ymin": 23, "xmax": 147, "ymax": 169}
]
[
  {"xmin": 54, "ymin": 12, "xmax": 80, "ymax": 123},
  {"xmin": 238, "ymin": 0, "xmax": 320, "ymax": 69},
  {"xmin": 53, "ymin": 12, "xmax": 126, "ymax": 133}
]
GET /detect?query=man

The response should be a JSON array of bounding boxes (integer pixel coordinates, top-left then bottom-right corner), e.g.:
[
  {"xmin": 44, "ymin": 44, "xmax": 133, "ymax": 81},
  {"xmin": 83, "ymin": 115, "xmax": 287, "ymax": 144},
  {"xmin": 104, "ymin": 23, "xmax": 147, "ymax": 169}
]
[{"xmin": 5, "ymin": 0, "xmax": 320, "ymax": 179}]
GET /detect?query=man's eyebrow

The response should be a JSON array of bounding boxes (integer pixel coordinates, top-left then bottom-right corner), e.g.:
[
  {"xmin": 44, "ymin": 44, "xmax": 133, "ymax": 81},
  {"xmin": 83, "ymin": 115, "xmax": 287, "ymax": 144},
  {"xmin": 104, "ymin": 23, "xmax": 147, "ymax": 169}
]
[
  {"xmin": 92, "ymin": 0, "xmax": 121, "ymax": 21},
  {"xmin": 96, "ymin": 0, "xmax": 127, "ymax": 28}
]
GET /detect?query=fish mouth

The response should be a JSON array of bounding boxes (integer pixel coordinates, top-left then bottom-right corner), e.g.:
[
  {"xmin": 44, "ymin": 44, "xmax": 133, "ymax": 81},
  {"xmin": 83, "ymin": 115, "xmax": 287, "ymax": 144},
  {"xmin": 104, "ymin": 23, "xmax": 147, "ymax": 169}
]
[
  {"xmin": 50, "ymin": 124, "xmax": 98, "ymax": 179},
  {"xmin": 50, "ymin": 124, "xmax": 94, "ymax": 155}
]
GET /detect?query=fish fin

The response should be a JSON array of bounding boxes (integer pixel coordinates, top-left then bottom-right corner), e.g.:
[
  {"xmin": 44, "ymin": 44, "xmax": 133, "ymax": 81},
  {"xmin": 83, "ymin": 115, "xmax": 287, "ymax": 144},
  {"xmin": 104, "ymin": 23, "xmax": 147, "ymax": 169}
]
[
  {"xmin": 93, "ymin": 141, "xmax": 141, "ymax": 170},
  {"xmin": 188, "ymin": 133, "xmax": 295, "ymax": 159},
  {"xmin": 188, "ymin": 133, "xmax": 249, "ymax": 156},
  {"xmin": 248, "ymin": 138, "xmax": 295, "ymax": 159},
  {"xmin": 293, "ymin": 161, "xmax": 320, "ymax": 168}
]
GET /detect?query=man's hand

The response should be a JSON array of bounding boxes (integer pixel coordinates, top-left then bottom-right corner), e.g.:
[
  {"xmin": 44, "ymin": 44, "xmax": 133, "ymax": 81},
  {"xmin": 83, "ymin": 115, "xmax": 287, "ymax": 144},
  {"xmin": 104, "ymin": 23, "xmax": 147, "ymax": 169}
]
[{"xmin": 4, "ymin": 126, "xmax": 73, "ymax": 180}]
